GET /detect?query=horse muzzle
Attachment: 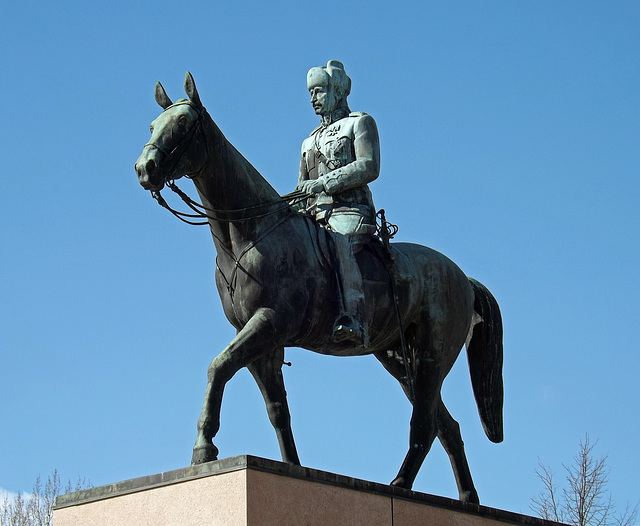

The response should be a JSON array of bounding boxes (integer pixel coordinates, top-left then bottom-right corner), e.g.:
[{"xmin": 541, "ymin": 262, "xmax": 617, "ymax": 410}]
[{"xmin": 135, "ymin": 147, "xmax": 165, "ymax": 191}]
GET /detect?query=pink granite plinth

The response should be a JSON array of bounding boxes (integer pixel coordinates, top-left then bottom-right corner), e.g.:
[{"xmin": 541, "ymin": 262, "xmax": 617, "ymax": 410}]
[{"xmin": 53, "ymin": 456, "xmax": 566, "ymax": 526}]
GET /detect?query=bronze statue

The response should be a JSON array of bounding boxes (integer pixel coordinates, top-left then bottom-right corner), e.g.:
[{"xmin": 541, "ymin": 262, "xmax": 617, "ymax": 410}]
[
  {"xmin": 296, "ymin": 60, "xmax": 379, "ymax": 347},
  {"xmin": 135, "ymin": 70, "xmax": 504, "ymax": 504}
]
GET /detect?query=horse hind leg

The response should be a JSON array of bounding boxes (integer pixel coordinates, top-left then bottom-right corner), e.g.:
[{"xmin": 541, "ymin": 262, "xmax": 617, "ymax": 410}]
[
  {"xmin": 376, "ymin": 346, "xmax": 480, "ymax": 501},
  {"xmin": 389, "ymin": 340, "xmax": 441, "ymax": 490},
  {"xmin": 390, "ymin": 376, "xmax": 439, "ymax": 489},
  {"xmin": 374, "ymin": 336, "xmax": 439, "ymax": 490},
  {"xmin": 247, "ymin": 347, "xmax": 300, "ymax": 465},
  {"xmin": 437, "ymin": 399, "xmax": 479, "ymax": 504}
]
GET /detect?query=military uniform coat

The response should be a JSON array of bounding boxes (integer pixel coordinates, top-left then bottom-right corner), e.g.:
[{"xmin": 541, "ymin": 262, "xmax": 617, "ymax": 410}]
[{"xmin": 298, "ymin": 111, "xmax": 380, "ymax": 236}]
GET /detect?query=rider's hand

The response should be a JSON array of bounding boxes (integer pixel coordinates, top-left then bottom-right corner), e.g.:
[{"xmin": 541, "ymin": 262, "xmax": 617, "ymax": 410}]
[{"xmin": 298, "ymin": 179, "xmax": 325, "ymax": 195}]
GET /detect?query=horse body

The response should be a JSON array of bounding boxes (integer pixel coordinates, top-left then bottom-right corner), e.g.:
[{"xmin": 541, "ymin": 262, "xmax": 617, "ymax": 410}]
[{"xmin": 135, "ymin": 73, "xmax": 503, "ymax": 504}]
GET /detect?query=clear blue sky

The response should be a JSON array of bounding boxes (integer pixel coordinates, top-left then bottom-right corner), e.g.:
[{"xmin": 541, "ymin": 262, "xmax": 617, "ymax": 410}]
[{"xmin": 1, "ymin": 0, "xmax": 638, "ymax": 516}]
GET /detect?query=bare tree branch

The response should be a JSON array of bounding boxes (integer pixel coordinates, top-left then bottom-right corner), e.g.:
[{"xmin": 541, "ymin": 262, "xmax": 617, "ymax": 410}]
[
  {"xmin": 531, "ymin": 460, "xmax": 565, "ymax": 522},
  {"xmin": 531, "ymin": 435, "xmax": 639, "ymax": 526},
  {"xmin": 1, "ymin": 470, "xmax": 90, "ymax": 526}
]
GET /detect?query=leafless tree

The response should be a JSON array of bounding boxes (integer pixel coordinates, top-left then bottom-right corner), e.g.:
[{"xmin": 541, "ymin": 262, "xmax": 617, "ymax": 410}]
[
  {"xmin": 531, "ymin": 435, "xmax": 638, "ymax": 526},
  {"xmin": 1, "ymin": 471, "xmax": 90, "ymax": 526}
]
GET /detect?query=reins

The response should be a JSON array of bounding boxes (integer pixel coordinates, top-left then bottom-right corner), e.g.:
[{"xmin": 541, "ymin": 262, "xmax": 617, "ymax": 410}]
[{"xmin": 151, "ymin": 182, "xmax": 310, "ymax": 225}]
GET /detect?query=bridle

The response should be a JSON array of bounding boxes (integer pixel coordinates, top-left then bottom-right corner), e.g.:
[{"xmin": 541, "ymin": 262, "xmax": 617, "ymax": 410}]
[
  {"xmin": 144, "ymin": 101, "xmax": 205, "ymax": 188},
  {"xmin": 144, "ymin": 100, "xmax": 310, "ymax": 226}
]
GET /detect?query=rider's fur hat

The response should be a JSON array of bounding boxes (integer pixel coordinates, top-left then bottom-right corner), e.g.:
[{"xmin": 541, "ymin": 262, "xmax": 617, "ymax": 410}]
[{"xmin": 307, "ymin": 60, "xmax": 352, "ymax": 98}]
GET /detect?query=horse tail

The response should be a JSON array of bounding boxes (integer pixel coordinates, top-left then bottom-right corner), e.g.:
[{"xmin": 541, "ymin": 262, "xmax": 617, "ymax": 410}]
[{"xmin": 466, "ymin": 278, "xmax": 504, "ymax": 443}]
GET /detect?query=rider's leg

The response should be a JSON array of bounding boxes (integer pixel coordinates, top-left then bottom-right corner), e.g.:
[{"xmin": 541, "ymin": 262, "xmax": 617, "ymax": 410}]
[{"xmin": 331, "ymin": 233, "xmax": 368, "ymax": 346}]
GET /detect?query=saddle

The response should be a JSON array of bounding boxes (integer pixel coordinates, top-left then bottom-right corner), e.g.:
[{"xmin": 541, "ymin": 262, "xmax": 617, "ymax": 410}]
[{"xmin": 301, "ymin": 214, "xmax": 396, "ymax": 284}]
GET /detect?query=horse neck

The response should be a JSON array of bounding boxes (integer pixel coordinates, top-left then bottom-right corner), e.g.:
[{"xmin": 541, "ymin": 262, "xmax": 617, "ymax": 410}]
[{"xmin": 191, "ymin": 114, "xmax": 286, "ymax": 250}]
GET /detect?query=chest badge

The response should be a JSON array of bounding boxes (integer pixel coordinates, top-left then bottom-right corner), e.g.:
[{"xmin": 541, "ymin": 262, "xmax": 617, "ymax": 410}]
[{"xmin": 326, "ymin": 124, "xmax": 341, "ymax": 137}]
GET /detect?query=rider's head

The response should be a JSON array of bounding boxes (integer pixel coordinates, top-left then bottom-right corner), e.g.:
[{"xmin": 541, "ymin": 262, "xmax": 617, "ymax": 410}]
[{"xmin": 307, "ymin": 60, "xmax": 351, "ymax": 117}]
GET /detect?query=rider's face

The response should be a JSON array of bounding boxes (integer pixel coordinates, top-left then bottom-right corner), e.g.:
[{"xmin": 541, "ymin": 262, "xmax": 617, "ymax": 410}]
[{"xmin": 308, "ymin": 77, "xmax": 338, "ymax": 116}]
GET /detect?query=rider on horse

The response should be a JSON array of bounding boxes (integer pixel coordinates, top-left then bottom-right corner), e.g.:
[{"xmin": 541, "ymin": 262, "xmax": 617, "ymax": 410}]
[{"xmin": 295, "ymin": 60, "xmax": 381, "ymax": 347}]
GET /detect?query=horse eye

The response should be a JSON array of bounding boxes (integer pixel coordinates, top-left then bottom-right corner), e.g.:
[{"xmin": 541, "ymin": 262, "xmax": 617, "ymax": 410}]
[{"xmin": 150, "ymin": 124, "xmax": 154, "ymax": 133}]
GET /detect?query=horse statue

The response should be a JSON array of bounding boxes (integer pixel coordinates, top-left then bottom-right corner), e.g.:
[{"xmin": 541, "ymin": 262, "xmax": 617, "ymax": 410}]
[{"xmin": 135, "ymin": 72, "xmax": 504, "ymax": 504}]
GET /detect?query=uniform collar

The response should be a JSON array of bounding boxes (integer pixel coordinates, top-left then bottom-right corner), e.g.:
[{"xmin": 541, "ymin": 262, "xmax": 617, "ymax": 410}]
[{"xmin": 320, "ymin": 108, "xmax": 348, "ymax": 127}]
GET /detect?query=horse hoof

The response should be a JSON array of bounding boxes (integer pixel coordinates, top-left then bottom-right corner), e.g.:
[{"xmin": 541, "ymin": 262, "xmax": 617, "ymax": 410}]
[
  {"xmin": 191, "ymin": 444, "xmax": 219, "ymax": 465},
  {"xmin": 390, "ymin": 476, "xmax": 410, "ymax": 489},
  {"xmin": 459, "ymin": 490, "xmax": 480, "ymax": 505}
]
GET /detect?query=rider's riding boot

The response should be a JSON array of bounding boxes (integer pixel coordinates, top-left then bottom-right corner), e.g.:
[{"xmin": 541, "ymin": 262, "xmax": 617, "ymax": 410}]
[{"xmin": 331, "ymin": 235, "xmax": 368, "ymax": 347}]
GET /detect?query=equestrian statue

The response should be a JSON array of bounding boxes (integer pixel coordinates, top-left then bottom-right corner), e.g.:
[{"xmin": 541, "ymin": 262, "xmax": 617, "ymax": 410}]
[{"xmin": 135, "ymin": 63, "xmax": 504, "ymax": 504}]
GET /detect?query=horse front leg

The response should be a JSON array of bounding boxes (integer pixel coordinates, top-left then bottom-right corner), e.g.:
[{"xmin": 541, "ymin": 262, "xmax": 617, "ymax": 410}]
[
  {"xmin": 191, "ymin": 308, "xmax": 281, "ymax": 465},
  {"xmin": 247, "ymin": 348, "xmax": 300, "ymax": 465}
]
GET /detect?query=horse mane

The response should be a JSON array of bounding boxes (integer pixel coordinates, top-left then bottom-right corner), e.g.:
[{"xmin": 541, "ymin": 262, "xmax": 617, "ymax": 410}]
[{"xmin": 198, "ymin": 110, "xmax": 282, "ymax": 207}]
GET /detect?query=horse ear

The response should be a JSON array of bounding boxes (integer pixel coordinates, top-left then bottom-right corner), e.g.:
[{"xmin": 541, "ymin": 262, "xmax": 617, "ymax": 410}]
[
  {"xmin": 184, "ymin": 71, "xmax": 202, "ymax": 107},
  {"xmin": 155, "ymin": 82, "xmax": 172, "ymax": 109}
]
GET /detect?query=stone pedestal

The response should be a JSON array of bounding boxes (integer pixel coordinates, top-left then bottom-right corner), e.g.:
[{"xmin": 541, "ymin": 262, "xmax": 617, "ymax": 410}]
[{"xmin": 54, "ymin": 455, "xmax": 564, "ymax": 525}]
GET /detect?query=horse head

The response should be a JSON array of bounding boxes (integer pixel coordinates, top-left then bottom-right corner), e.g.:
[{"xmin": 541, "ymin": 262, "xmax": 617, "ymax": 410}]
[{"xmin": 136, "ymin": 72, "xmax": 208, "ymax": 191}]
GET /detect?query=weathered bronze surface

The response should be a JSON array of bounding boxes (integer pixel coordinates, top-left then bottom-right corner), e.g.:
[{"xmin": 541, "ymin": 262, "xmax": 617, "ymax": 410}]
[
  {"xmin": 135, "ymin": 69, "xmax": 504, "ymax": 504},
  {"xmin": 296, "ymin": 60, "xmax": 379, "ymax": 348}
]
